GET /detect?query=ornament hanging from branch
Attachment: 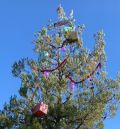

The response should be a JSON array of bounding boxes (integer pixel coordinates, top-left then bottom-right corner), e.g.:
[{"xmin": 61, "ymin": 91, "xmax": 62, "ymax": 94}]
[
  {"xmin": 32, "ymin": 102, "xmax": 48, "ymax": 117},
  {"xmin": 62, "ymin": 26, "xmax": 73, "ymax": 33},
  {"xmin": 43, "ymin": 71, "xmax": 49, "ymax": 77},
  {"xmin": 68, "ymin": 83, "xmax": 75, "ymax": 91},
  {"xmin": 61, "ymin": 47, "xmax": 67, "ymax": 52},
  {"xmin": 66, "ymin": 31, "xmax": 79, "ymax": 43},
  {"xmin": 38, "ymin": 51, "xmax": 49, "ymax": 61}
]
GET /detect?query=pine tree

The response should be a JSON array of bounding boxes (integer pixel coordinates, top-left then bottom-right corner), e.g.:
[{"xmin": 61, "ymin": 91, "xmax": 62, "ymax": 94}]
[{"xmin": 1, "ymin": 5, "xmax": 120, "ymax": 129}]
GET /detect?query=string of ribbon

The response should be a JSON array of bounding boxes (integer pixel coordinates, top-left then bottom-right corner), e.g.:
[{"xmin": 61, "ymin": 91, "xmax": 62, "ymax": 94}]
[
  {"xmin": 66, "ymin": 63, "xmax": 101, "ymax": 84},
  {"xmin": 41, "ymin": 56, "xmax": 69, "ymax": 73},
  {"xmin": 32, "ymin": 56, "xmax": 102, "ymax": 84},
  {"xmin": 32, "ymin": 57, "xmax": 68, "ymax": 72}
]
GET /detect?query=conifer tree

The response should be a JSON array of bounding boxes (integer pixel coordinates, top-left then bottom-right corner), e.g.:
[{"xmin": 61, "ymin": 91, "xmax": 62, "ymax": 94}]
[{"xmin": 0, "ymin": 5, "xmax": 120, "ymax": 129}]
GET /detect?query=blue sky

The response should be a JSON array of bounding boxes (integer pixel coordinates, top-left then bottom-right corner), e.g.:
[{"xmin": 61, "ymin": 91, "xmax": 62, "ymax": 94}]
[{"xmin": 0, "ymin": 0, "xmax": 120, "ymax": 128}]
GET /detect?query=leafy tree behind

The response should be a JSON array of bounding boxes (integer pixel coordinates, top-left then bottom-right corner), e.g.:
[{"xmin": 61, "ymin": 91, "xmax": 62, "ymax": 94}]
[{"xmin": 0, "ymin": 5, "xmax": 120, "ymax": 129}]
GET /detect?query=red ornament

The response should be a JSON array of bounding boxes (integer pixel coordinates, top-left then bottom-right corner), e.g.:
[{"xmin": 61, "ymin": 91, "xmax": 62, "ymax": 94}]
[{"xmin": 32, "ymin": 102, "xmax": 48, "ymax": 117}]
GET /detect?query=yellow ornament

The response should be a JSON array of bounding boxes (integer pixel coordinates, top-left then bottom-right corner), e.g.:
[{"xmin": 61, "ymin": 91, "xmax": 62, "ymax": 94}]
[{"xmin": 67, "ymin": 31, "xmax": 79, "ymax": 43}]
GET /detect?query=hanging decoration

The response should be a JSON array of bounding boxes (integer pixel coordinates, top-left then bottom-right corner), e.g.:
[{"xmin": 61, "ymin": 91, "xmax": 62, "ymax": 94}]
[
  {"xmin": 66, "ymin": 31, "xmax": 79, "ymax": 43},
  {"xmin": 68, "ymin": 83, "xmax": 75, "ymax": 91},
  {"xmin": 50, "ymin": 31, "xmax": 79, "ymax": 49},
  {"xmin": 32, "ymin": 102, "xmax": 48, "ymax": 117},
  {"xmin": 62, "ymin": 26, "xmax": 73, "ymax": 33},
  {"xmin": 41, "ymin": 56, "xmax": 69, "ymax": 73},
  {"xmin": 32, "ymin": 56, "xmax": 69, "ymax": 73},
  {"xmin": 61, "ymin": 47, "xmax": 67, "ymax": 52},
  {"xmin": 54, "ymin": 20, "xmax": 71, "ymax": 27},
  {"xmin": 66, "ymin": 63, "xmax": 102, "ymax": 84},
  {"xmin": 38, "ymin": 51, "xmax": 49, "ymax": 61},
  {"xmin": 43, "ymin": 71, "xmax": 50, "ymax": 77}
]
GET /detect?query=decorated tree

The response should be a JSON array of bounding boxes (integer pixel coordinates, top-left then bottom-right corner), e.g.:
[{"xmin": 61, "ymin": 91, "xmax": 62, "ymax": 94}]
[{"xmin": 0, "ymin": 5, "xmax": 120, "ymax": 129}]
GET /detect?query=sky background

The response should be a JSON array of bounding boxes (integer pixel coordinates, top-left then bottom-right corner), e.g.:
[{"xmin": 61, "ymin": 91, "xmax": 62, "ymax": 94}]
[{"xmin": 0, "ymin": 0, "xmax": 120, "ymax": 128}]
